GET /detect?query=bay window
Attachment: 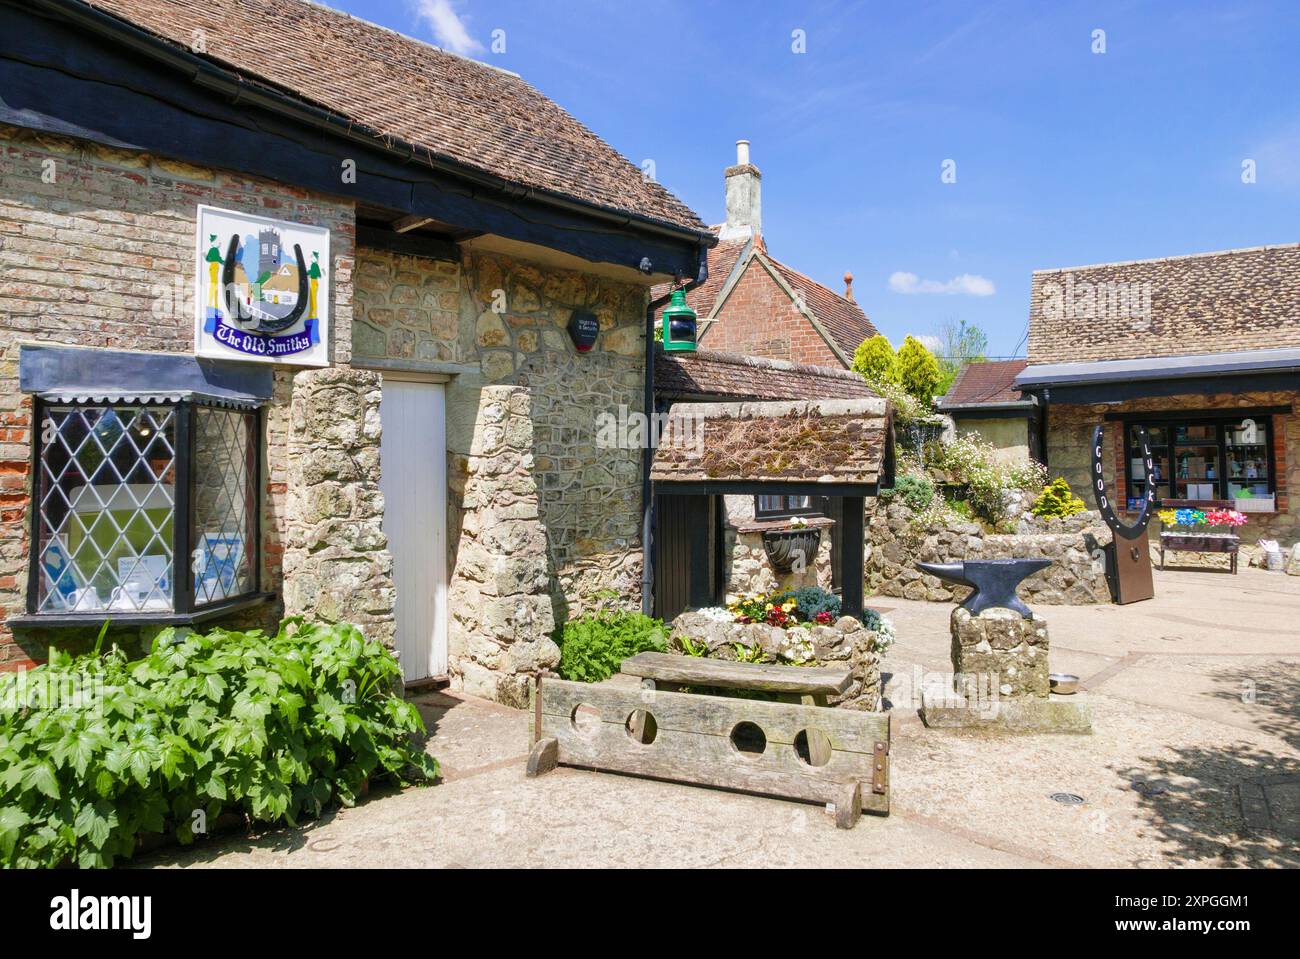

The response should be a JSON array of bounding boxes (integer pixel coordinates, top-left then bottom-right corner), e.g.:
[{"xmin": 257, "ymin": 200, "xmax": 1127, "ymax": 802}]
[{"xmin": 25, "ymin": 392, "xmax": 264, "ymax": 623}]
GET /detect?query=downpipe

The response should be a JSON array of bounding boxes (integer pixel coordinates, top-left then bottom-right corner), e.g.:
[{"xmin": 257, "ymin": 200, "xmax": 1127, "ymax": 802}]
[{"xmin": 640, "ymin": 247, "xmax": 709, "ymax": 615}]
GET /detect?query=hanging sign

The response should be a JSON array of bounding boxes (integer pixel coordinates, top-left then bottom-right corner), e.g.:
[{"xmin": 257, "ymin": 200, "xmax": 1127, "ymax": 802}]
[{"xmin": 194, "ymin": 205, "xmax": 330, "ymax": 366}]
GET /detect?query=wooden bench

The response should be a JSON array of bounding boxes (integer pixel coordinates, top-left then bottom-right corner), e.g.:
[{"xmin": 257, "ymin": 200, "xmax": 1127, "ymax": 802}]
[
  {"xmin": 1159, "ymin": 532, "xmax": 1239, "ymax": 573},
  {"xmin": 526, "ymin": 658, "xmax": 889, "ymax": 829}
]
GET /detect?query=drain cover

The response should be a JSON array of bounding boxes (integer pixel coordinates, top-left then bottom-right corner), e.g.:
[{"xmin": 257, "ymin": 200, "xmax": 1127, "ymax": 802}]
[{"xmin": 1050, "ymin": 792, "xmax": 1085, "ymax": 805}]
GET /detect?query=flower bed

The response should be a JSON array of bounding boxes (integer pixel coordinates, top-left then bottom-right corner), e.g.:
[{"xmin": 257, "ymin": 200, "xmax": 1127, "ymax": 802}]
[{"xmin": 669, "ymin": 587, "xmax": 892, "ymax": 711}]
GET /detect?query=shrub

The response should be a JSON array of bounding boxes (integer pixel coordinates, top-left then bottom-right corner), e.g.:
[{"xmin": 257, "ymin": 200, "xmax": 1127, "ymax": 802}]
[
  {"xmin": 1031, "ymin": 477, "xmax": 1087, "ymax": 518},
  {"xmin": 851, "ymin": 335, "xmax": 898, "ymax": 384},
  {"xmin": 895, "ymin": 335, "xmax": 944, "ymax": 407},
  {"xmin": 555, "ymin": 612, "xmax": 667, "ymax": 683},
  {"xmin": 0, "ymin": 619, "xmax": 438, "ymax": 869},
  {"xmin": 882, "ymin": 473, "xmax": 935, "ymax": 512}
]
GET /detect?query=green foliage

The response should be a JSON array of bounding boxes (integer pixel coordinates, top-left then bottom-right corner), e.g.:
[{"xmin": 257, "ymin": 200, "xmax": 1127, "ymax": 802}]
[
  {"xmin": 895, "ymin": 335, "xmax": 944, "ymax": 407},
  {"xmin": 1031, "ymin": 477, "xmax": 1087, "ymax": 518},
  {"xmin": 938, "ymin": 433, "xmax": 1048, "ymax": 529},
  {"xmin": 768, "ymin": 586, "xmax": 841, "ymax": 620},
  {"xmin": 555, "ymin": 612, "xmax": 667, "ymax": 683},
  {"xmin": 881, "ymin": 473, "xmax": 935, "ymax": 512},
  {"xmin": 851, "ymin": 335, "xmax": 898, "ymax": 384},
  {"xmin": 0, "ymin": 619, "xmax": 438, "ymax": 869}
]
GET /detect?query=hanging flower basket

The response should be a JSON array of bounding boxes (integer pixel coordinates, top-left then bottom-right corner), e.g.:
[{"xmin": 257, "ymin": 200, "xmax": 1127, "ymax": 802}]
[{"xmin": 761, "ymin": 527, "xmax": 822, "ymax": 574}]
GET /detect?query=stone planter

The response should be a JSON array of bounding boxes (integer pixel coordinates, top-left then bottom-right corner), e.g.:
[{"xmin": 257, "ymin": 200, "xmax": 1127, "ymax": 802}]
[
  {"xmin": 761, "ymin": 527, "xmax": 822, "ymax": 574},
  {"xmin": 669, "ymin": 610, "xmax": 883, "ymax": 711}
]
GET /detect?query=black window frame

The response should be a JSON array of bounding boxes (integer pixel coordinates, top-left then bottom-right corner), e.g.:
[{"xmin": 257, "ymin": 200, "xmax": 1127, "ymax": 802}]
[
  {"xmin": 1122, "ymin": 411, "xmax": 1277, "ymax": 510},
  {"xmin": 19, "ymin": 395, "xmax": 270, "ymax": 627},
  {"xmin": 753, "ymin": 494, "xmax": 828, "ymax": 521}
]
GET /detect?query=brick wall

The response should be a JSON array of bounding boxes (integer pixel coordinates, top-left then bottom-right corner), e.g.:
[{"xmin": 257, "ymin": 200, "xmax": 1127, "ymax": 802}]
[
  {"xmin": 0, "ymin": 124, "xmax": 354, "ymax": 668},
  {"xmin": 1046, "ymin": 391, "xmax": 1298, "ymax": 559},
  {"xmin": 1028, "ymin": 245, "xmax": 1300, "ymax": 365},
  {"xmin": 697, "ymin": 256, "xmax": 844, "ymax": 368}
]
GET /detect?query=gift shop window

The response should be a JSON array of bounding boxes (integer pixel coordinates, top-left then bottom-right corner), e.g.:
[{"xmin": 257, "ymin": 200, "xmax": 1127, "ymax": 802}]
[
  {"xmin": 1124, "ymin": 415, "xmax": 1276, "ymax": 512},
  {"xmin": 27, "ymin": 394, "xmax": 264, "ymax": 623}
]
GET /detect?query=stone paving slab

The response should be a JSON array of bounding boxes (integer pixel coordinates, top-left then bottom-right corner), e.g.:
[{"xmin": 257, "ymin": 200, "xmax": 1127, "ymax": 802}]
[{"xmin": 138, "ymin": 567, "xmax": 1300, "ymax": 869}]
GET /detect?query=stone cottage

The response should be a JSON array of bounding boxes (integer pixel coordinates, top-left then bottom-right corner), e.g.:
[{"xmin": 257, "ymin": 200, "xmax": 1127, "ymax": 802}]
[
  {"xmin": 0, "ymin": 0, "xmax": 714, "ymax": 706},
  {"xmin": 1014, "ymin": 244, "xmax": 1300, "ymax": 562}
]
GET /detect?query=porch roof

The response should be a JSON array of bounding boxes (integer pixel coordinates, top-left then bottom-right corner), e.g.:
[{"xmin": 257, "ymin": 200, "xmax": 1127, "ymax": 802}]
[{"xmin": 650, "ymin": 398, "xmax": 892, "ymax": 493}]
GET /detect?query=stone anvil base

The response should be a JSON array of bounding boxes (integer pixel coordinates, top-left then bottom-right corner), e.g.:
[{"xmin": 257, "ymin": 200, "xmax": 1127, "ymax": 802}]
[{"xmin": 919, "ymin": 689, "xmax": 1092, "ymax": 734}]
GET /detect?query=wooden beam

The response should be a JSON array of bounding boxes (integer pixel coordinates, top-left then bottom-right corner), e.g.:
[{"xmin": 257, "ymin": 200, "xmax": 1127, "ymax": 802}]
[
  {"xmin": 356, "ymin": 225, "xmax": 459, "ymax": 262},
  {"xmin": 391, "ymin": 214, "xmax": 435, "ymax": 234}
]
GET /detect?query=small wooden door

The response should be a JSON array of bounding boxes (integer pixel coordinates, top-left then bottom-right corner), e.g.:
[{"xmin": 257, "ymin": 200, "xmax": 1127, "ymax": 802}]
[
  {"xmin": 379, "ymin": 378, "xmax": 447, "ymax": 680},
  {"xmin": 653, "ymin": 494, "xmax": 716, "ymax": 621}
]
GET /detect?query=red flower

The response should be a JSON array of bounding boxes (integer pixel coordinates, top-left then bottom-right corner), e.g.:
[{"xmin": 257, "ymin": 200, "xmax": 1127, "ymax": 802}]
[{"xmin": 815, "ymin": 611, "xmax": 833, "ymax": 625}]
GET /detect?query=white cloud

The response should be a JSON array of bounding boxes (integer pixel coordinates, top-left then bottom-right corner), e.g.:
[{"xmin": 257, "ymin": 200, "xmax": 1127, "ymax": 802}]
[
  {"xmin": 415, "ymin": 0, "xmax": 484, "ymax": 56},
  {"xmin": 888, "ymin": 271, "xmax": 996, "ymax": 297},
  {"xmin": 915, "ymin": 334, "xmax": 943, "ymax": 351}
]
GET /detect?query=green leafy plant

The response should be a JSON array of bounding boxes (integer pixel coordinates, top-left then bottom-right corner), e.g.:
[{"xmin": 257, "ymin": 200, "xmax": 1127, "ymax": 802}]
[
  {"xmin": 0, "ymin": 619, "xmax": 438, "ymax": 869},
  {"xmin": 895, "ymin": 335, "xmax": 944, "ymax": 407},
  {"xmin": 939, "ymin": 433, "xmax": 1047, "ymax": 529},
  {"xmin": 935, "ymin": 319, "xmax": 989, "ymax": 397},
  {"xmin": 731, "ymin": 642, "xmax": 767, "ymax": 664},
  {"xmin": 555, "ymin": 612, "xmax": 667, "ymax": 683},
  {"xmin": 674, "ymin": 635, "xmax": 710, "ymax": 658},
  {"xmin": 881, "ymin": 473, "xmax": 935, "ymax": 512},
  {"xmin": 1031, "ymin": 477, "xmax": 1087, "ymax": 518},
  {"xmin": 851, "ymin": 334, "xmax": 898, "ymax": 384}
]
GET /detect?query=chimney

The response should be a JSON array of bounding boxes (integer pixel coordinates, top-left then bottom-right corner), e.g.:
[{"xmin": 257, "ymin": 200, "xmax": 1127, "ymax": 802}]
[
  {"xmin": 843, "ymin": 272, "xmax": 855, "ymax": 302},
  {"xmin": 719, "ymin": 139, "xmax": 762, "ymax": 241}
]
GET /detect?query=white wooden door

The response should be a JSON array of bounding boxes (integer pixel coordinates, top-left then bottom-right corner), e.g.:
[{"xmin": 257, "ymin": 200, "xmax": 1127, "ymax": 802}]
[{"xmin": 379, "ymin": 378, "xmax": 447, "ymax": 681}]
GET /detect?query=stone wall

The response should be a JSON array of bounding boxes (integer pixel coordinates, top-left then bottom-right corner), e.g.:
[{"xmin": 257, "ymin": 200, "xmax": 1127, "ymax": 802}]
[
  {"xmin": 0, "ymin": 125, "xmax": 353, "ymax": 668},
  {"xmin": 720, "ymin": 495, "xmax": 833, "ymax": 596},
  {"xmin": 281, "ymin": 368, "xmax": 395, "ymax": 646},
  {"xmin": 670, "ymin": 611, "xmax": 883, "ymax": 711},
  {"xmin": 353, "ymin": 246, "xmax": 649, "ymax": 699},
  {"xmin": 1047, "ymin": 392, "xmax": 1297, "ymax": 562},
  {"xmin": 445, "ymin": 386, "xmax": 558, "ymax": 707},
  {"xmin": 867, "ymin": 502, "xmax": 1113, "ymax": 605}
]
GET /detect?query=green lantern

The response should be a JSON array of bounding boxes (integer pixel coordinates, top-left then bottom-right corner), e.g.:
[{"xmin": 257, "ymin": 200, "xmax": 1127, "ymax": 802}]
[{"xmin": 661, "ymin": 288, "xmax": 697, "ymax": 352}]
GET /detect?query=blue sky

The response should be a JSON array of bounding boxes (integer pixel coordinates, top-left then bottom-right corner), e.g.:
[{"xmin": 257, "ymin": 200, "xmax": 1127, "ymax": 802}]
[{"xmin": 333, "ymin": 0, "xmax": 1300, "ymax": 356}]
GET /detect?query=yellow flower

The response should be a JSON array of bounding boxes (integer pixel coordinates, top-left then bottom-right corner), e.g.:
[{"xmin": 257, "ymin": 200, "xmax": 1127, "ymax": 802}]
[
  {"xmin": 765, "ymin": 603, "xmax": 775, "ymax": 611},
  {"xmin": 781, "ymin": 601, "xmax": 796, "ymax": 612}
]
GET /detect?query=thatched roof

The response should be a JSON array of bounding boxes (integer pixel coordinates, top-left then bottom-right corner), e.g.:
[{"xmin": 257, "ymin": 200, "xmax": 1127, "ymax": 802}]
[{"xmin": 650, "ymin": 399, "xmax": 891, "ymax": 486}]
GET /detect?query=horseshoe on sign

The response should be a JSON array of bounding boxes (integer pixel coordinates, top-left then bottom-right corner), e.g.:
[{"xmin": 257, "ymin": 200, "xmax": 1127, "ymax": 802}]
[{"xmin": 1091, "ymin": 424, "xmax": 1156, "ymax": 539}]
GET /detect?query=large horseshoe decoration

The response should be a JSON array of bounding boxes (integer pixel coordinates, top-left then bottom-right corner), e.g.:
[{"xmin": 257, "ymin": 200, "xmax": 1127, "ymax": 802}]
[
  {"xmin": 221, "ymin": 235, "xmax": 311, "ymax": 334},
  {"xmin": 1091, "ymin": 424, "xmax": 1156, "ymax": 539}
]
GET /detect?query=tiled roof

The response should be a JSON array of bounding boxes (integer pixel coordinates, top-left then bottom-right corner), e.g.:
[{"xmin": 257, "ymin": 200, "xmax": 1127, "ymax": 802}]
[
  {"xmin": 651, "ymin": 235, "xmax": 878, "ymax": 359},
  {"xmin": 655, "ymin": 347, "xmax": 878, "ymax": 401},
  {"xmin": 651, "ymin": 235, "xmax": 749, "ymax": 318},
  {"xmin": 763, "ymin": 257, "xmax": 877, "ymax": 359},
  {"xmin": 651, "ymin": 399, "xmax": 891, "ymax": 485},
  {"xmin": 87, "ymin": 0, "xmax": 708, "ymax": 235},
  {"xmin": 937, "ymin": 359, "xmax": 1029, "ymax": 408},
  {"xmin": 1028, "ymin": 243, "xmax": 1300, "ymax": 365}
]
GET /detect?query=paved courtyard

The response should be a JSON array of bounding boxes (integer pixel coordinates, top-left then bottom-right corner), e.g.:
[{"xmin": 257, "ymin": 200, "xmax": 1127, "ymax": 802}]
[{"xmin": 143, "ymin": 567, "xmax": 1300, "ymax": 869}]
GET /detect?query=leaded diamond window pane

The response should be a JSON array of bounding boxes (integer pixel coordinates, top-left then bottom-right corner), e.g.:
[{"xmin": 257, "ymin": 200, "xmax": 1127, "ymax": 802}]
[
  {"xmin": 192, "ymin": 407, "xmax": 256, "ymax": 606},
  {"xmin": 36, "ymin": 404, "xmax": 175, "ymax": 613}
]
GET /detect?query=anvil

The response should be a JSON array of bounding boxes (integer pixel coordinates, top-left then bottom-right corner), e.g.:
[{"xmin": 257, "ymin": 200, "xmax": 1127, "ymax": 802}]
[{"xmin": 916, "ymin": 559, "xmax": 1051, "ymax": 619}]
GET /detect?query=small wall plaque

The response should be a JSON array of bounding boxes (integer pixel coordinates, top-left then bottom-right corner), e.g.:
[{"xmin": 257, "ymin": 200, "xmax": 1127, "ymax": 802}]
[{"xmin": 567, "ymin": 310, "xmax": 599, "ymax": 353}]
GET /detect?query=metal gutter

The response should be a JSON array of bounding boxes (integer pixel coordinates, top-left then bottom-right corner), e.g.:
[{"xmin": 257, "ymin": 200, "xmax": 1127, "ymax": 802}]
[{"xmin": 1015, "ymin": 347, "xmax": 1300, "ymax": 390}]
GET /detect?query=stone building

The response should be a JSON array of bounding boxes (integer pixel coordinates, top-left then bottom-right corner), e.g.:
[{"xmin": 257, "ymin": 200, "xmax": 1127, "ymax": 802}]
[
  {"xmin": 0, "ymin": 0, "xmax": 713, "ymax": 706},
  {"xmin": 1014, "ymin": 244, "xmax": 1300, "ymax": 559},
  {"xmin": 653, "ymin": 142, "xmax": 877, "ymax": 369}
]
